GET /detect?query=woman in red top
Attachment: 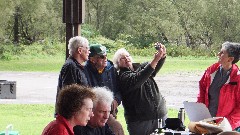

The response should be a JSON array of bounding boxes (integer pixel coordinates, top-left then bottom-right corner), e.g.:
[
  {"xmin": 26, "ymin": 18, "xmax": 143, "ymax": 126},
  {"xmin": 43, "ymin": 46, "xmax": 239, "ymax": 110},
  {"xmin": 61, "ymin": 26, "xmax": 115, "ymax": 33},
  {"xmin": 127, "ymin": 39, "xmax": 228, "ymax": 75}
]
[
  {"xmin": 198, "ymin": 42, "xmax": 240, "ymax": 131},
  {"xmin": 42, "ymin": 84, "xmax": 95, "ymax": 135}
]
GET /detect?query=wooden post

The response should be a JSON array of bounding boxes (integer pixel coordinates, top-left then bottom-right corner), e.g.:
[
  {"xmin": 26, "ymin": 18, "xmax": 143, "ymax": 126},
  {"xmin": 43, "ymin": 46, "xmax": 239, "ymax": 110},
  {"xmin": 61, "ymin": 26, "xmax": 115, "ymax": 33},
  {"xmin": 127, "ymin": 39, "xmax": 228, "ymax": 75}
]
[
  {"xmin": 63, "ymin": 0, "xmax": 85, "ymax": 59},
  {"xmin": 13, "ymin": 7, "xmax": 20, "ymax": 44}
]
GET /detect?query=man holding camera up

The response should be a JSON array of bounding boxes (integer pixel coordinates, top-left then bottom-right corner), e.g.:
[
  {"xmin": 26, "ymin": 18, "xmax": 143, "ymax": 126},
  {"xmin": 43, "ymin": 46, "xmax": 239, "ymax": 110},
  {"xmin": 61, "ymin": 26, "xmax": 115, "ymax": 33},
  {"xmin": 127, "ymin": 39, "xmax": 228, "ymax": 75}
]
[{"xmin": 113, "ymin": 42, "xmax": 168, "ymax": 135}]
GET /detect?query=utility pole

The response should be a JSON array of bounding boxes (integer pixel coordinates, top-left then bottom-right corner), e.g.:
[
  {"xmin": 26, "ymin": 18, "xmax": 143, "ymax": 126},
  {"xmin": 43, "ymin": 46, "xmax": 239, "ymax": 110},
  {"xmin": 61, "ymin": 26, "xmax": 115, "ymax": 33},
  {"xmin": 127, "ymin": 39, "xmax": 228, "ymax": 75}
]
[{"xmin": 63, "ymin": 0, "xmax": 85, "ymax": 59}]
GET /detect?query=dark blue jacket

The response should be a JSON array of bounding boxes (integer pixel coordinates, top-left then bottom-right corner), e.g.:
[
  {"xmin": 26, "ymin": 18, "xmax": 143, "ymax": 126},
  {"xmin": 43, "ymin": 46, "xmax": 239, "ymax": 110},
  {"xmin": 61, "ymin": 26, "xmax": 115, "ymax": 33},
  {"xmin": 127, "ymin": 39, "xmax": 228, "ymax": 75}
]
[
  {"xmin": 57, "ymin": 56, "xmax": 88, "ymax": 91},
  {"xmin": 84, "ymin": 60, "xmax": 121, "ymax": 104},
  {"xmin": 55, "ymin": 56, "xmax": 88, "ymax": 114}
]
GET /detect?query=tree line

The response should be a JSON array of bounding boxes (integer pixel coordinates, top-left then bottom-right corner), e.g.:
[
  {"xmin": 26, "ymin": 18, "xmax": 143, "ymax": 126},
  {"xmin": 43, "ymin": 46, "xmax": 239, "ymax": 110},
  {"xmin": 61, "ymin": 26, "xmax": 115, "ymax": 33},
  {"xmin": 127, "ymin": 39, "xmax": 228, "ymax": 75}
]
[{"xmin": 0, "ymin": 0, "xmax": 240, "ymax": 50}]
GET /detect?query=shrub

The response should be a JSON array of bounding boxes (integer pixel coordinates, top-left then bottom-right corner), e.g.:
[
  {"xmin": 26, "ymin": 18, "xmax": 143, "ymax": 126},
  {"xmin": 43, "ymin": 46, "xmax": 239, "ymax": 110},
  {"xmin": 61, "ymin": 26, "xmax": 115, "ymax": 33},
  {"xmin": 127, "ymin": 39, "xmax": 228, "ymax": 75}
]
[
  {"xmin": 0, "ymin": 36, "xmax": 217, "ymax": 60},
  {"xmin": 0, "ymin": 41, "xmax": 65, "ymax": 60}
]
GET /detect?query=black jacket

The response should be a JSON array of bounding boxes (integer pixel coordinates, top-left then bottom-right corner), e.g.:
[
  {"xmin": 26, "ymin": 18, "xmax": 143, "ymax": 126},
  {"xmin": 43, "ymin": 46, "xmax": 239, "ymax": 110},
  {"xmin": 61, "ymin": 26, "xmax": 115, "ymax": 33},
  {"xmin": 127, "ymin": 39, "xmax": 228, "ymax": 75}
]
[
  {"xmin": 57, "ymin": 56, "xmax": 88, "ymax": 90},
  {"xmin": 84, "ymin": 60, "xmax": 121, "ymax": 104},
  {"xmin": 56, "ymin": 56, "xmax": 88, "ymax": 113},
  {"xmin": 73, "ymin": 124, "xmax": 114, "ymax": 135},
  {"xmin": 118, "ymin": 58, "xmax": 167, "ymax": 123}
]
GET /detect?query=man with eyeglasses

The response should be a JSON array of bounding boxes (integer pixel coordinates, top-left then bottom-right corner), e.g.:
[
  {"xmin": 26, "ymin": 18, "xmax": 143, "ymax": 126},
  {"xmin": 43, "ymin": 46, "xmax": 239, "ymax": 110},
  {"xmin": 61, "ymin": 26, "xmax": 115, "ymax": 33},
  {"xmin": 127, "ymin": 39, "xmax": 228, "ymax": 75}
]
[
  {"xmin": 56, "ymin": 36, "xmax": 90, "ymax": 115},
  {"xmin": 74, "ymin": 87, "xmax": 115, "ymax": 135},
  {"xmin": 82, "ymin": 44, "xmax": 124, "ymax": 135}
]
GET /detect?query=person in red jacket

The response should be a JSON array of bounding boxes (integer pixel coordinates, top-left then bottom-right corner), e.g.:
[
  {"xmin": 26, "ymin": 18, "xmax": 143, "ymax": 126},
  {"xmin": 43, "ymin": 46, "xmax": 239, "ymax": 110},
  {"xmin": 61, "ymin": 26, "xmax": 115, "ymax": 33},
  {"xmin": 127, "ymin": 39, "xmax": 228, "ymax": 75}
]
[
  {"xmin": 197, "ymin": 41, "xmax": 240, "ymax": 131},
  {"xmin": 42, "ymin": 84, "xmax": 95, "ymax": 135}
]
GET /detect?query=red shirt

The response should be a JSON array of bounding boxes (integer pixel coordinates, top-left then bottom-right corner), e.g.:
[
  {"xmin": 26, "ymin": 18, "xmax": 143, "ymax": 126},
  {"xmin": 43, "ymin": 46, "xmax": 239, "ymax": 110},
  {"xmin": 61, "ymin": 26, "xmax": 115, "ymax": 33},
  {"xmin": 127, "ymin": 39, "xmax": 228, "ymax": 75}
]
[
  {"xmin": 198, "ymin": 63, "xmax": 240, "ymax": 130},
  {"xmin": 42, "ymin": 115, "xmax": 74, "ymax": 135}
]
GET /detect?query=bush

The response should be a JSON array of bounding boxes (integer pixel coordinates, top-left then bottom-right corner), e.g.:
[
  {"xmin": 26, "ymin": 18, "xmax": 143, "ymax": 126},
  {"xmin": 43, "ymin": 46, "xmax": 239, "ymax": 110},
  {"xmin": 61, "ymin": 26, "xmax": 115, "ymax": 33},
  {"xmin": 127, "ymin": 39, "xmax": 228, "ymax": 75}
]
[
  {"xmin": 0, "ymin": 41, "xmax": 65, "ymax": 60},
  {"xmin": 166, "ymin": 44, "xmax": 216, "ymax": 57},
  {"xmin": 0, "ymin": 36, "xmax": 217, "ymax": 60}
]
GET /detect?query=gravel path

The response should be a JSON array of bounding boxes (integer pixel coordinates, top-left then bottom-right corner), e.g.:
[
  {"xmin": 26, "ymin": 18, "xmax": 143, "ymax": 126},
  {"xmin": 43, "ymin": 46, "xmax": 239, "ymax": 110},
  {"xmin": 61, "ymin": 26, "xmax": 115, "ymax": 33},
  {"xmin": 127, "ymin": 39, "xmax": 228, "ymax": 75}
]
[
  {"xmin": 156, "ymin": 72, "xmax": 203, "ymax": 109},
  {"xmin": 0, "ymin": 72, "xmax": 58, "ymax": 104},
  {"xmin": 0, "ymin": 71, "xmax": 203, "ymax": 109}
]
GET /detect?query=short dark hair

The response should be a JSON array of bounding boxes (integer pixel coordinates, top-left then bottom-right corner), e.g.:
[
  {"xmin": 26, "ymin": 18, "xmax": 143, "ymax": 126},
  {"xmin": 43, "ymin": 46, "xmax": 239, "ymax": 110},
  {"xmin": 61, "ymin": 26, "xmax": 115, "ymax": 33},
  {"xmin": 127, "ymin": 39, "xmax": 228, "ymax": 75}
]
[
  {"xmin": 222, "ymin": 41, "xmax": 240, "ymax": 64},
  {"xmin": 56, "ymin": 84, "xmax": 95, "ymax": 119}
]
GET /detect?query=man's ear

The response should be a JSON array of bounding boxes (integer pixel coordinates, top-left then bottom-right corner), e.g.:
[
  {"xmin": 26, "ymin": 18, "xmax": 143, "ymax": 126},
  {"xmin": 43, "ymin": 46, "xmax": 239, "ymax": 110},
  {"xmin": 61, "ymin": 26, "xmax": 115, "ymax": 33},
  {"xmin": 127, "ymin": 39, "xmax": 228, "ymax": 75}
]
[{"xmin": 77, "ymin": 47, "xmax": 82, "ymax": 54}]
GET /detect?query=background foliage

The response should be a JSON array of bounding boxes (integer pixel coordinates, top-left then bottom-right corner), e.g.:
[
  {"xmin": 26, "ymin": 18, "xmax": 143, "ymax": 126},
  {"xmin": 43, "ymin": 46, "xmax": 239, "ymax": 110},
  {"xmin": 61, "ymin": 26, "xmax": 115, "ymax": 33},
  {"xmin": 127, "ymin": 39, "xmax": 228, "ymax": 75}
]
[{"xmin": 0, "ymin": 0, "xmax": 240, "ymax": 56}]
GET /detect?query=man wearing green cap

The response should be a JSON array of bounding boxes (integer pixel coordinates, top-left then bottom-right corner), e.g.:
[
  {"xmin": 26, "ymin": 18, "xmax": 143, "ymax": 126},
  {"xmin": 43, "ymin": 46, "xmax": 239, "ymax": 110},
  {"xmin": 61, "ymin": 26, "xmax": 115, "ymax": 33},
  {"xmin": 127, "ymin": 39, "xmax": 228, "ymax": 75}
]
[
  {"xmin": 85, "ymin": 44, "xmax": 121, "ymax": 111},
  {"xmin": 83, "ymin": 44, "xmax": 124, "ymax": 135}
]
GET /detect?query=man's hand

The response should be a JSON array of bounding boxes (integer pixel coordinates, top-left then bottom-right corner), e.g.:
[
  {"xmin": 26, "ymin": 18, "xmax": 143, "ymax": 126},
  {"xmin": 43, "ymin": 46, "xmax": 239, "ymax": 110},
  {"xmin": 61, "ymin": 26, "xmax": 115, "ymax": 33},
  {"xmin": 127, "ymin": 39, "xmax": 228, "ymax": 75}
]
[
  {"xmin": 151, "ymin": 43, "xmax": 166, "ymax": 69},
  {"xmin": 111, "ymin": 100, "xmax": 119, "ymax": 118}
]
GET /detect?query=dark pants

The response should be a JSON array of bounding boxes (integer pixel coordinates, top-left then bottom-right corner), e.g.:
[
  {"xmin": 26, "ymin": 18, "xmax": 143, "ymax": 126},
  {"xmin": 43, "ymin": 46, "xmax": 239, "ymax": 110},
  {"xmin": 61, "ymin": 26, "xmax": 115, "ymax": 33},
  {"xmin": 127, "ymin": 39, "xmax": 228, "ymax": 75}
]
[{"xmin": 127, "ymin": 115, "xmax": 167, "ymax": 135}]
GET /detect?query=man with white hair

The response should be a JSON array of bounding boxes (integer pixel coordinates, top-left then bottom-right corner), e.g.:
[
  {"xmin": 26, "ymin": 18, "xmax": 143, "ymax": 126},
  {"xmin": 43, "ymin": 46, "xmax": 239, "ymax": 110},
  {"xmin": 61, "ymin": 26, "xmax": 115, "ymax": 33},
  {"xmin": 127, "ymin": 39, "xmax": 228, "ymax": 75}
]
[
  {"xmin": 56, "ymin": 36, "xmax": 90, "ymax": 114},
  {"xmin": 74, "ymin": 87, "xmax": 116, "ymax": 135},
  {"xmin": 113, "ymin": 43, "xmax": 168, "ymax": 135}
]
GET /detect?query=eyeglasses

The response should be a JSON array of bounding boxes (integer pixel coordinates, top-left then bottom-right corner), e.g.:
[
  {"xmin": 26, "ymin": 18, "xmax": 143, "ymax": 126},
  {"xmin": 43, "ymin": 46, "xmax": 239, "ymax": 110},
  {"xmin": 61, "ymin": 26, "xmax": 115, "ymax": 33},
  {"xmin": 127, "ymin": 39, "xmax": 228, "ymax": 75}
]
[{"xmin": 97, "ymin": 55, "xmax": 107, "ymax": 59}]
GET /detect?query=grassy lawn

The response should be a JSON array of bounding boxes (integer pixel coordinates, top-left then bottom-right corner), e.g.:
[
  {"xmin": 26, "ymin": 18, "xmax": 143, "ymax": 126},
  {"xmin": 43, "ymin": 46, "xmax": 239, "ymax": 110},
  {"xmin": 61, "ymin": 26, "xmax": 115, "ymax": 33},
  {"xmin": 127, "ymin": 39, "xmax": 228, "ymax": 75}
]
[
  {"xmin": 0, "ymin": 57, "xmax": 65, "ymax": 72},
  {"xmin": 0, "ymin": 55, "xmax": 218, "ymax": 73},
  {"xmin": 0, "ymin": 104, "xmax": 53, "ymax": 135},
  {"xmin": 0, "ymin": 104, "xmax": 189, "ymax": 135}
]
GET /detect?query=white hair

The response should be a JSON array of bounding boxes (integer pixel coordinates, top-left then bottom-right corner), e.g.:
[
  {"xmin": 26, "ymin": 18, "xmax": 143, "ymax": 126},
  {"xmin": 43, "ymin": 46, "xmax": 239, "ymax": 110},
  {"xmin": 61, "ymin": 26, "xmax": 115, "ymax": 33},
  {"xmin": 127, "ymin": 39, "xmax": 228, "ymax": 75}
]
[
  {"xmin": 92, "ymin": 87, "xmax": 114, "ymax": 108},
  {"xmin": 68, "ymin": 36, "xmax": 89, "ymax": 56},
  {"xmin": 112, "ymin": 48, "xmax": 133, "ymax": 70}
]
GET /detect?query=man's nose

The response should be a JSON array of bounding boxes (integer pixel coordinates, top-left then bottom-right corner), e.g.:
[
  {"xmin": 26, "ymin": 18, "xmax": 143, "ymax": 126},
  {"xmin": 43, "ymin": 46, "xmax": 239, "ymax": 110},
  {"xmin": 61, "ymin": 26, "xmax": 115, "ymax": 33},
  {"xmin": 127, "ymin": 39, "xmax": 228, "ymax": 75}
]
[{"xmin": 90, "ymin": 111, "xmax": 94, "ymax": 117}]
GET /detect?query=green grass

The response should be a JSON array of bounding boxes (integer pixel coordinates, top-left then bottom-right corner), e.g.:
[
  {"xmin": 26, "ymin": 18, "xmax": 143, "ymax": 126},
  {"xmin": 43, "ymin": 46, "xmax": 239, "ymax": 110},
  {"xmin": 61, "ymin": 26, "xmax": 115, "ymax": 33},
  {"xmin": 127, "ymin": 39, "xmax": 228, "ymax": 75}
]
[
  {"xmin": 162, "ymin": 57, "xmax": 216, "ymax": 74},
  {"xmin": 0, "ymin": 57, "xmax": 65, "ymax": 72},
  {"xmin": 0, "ymin": 104, "xmax": 187, "ymax": 135},
  {"xmin": 0, "ymin": 104, "xmax": 54, "ymax": 135},
  {"xmin": 0, "ymin": 54, "xmax": 218, "ymax": 73},
  {"xmin": 133, "ymin": 56, "xmax": 217, "ymax": 74}
]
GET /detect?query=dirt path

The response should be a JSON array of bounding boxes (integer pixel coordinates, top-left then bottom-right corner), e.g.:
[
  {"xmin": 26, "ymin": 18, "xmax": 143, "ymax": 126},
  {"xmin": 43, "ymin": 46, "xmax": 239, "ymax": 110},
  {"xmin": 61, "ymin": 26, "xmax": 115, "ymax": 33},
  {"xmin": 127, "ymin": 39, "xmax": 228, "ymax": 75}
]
[
  {"xmin": 156, "ymin": 72, "xmax": 203, "ymax": 109},
  {"xmin": 0, "ymin": 71, "xmax": 203, "ymax": 109}
]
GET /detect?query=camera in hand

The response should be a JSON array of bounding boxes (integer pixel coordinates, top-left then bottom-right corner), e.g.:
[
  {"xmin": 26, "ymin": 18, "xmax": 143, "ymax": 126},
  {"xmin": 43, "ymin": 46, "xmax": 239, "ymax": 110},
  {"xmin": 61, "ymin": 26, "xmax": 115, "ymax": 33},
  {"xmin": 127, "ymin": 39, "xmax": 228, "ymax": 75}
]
[{"xmin": 155, "ymin": 45, "xmax": 161, "ymax": 50}]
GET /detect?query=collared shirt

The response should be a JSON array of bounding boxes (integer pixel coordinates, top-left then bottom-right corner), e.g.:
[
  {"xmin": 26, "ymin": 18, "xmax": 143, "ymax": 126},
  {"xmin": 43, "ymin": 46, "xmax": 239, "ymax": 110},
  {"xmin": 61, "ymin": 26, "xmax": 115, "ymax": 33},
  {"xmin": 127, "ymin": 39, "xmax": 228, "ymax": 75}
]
[{"xmin": 208, "ymin": 66, "xmax": 231, "ymax": 117}]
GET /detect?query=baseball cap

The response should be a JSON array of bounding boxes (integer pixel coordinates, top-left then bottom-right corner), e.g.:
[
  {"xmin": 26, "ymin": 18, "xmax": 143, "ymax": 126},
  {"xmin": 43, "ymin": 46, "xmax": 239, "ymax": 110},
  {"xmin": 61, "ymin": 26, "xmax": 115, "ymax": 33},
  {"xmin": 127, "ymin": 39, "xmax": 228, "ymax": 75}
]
[{"xmin": 89, "ymin": 44, "xmax": 107, "ymax": 57}]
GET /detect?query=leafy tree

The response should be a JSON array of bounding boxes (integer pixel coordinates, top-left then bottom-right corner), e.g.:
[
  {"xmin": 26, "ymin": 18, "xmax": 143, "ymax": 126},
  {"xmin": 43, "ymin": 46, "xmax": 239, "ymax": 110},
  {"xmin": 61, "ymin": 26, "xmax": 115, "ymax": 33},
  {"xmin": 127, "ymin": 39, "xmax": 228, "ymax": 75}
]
[
  {"xmin": 115, "ymin": 0, "xmax": 180, "ymax": 47},
  {"xmin": 206, "ymin": 1, "xmax": 240, "ymax": 45},
  {"xmin": 0, "ymin": 0, "xmax": 64, "ymax": 44},
  {"xmin": 1, "ymin": 0, "xmax": 240, "ymax": 52}
]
